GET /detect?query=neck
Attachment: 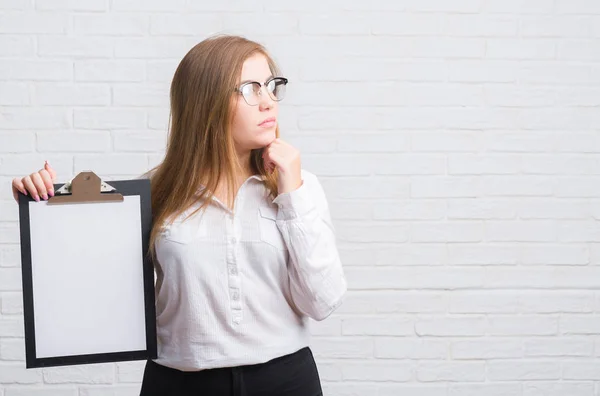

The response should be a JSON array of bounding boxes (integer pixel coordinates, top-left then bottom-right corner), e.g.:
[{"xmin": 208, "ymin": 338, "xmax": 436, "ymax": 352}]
[{"xmin": 235, "ymin": 148, "xmax": 255, "ymax": 181}]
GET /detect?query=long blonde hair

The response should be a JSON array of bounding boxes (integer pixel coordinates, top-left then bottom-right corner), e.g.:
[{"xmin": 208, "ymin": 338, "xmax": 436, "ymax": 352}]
[{"xmin": 146, "ymin": 35, "xmax": 281, "ymax": 260}]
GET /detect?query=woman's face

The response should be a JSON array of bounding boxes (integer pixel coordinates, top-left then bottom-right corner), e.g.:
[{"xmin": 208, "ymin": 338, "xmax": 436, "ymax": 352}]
[{"xmin": 230, "ymin": 54, "xmax": 279, "ymax": 153}]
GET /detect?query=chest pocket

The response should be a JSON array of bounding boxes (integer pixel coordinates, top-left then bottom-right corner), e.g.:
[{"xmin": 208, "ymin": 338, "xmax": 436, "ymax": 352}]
[
  {"xmin": 257, "ymin": 205, "xmax": 286, "ymax": 250},
  {"xmin": 161, "ymin": 221, "xmax": 207, "ymax": 244}
]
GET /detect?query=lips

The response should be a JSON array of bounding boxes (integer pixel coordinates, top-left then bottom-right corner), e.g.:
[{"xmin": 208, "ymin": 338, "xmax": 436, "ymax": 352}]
[{"xmin": 258, "ymin": 117, "xmax": 276, "ymax": 127}]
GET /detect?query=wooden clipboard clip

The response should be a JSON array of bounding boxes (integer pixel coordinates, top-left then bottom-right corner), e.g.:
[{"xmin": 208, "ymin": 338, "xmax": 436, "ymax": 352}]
[{"xmin": 47, "ymin": 171, "xmax": 124, "ymax": 205}]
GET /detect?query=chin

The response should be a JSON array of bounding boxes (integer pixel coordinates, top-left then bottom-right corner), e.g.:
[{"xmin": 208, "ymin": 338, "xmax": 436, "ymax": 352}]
[{"xmin": 254, "ymin": 129, "xmax": 277, "ymax": 147}]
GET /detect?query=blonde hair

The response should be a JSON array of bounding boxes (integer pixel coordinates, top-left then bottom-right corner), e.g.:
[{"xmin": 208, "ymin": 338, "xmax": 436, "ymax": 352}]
[{"xmin": 147, "ymin": 35, "xmax": 281, "ymax": 260}]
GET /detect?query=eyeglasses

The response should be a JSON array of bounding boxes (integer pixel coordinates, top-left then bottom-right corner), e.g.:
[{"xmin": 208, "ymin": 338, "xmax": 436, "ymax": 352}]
[{"xmin": 235, "ymin": 77, "xmax": 288, "ymax": 106}]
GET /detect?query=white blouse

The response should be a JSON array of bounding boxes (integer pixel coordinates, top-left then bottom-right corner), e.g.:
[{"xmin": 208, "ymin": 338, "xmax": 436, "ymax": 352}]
[{"xmin": 142, "ymin": 169, "xmax": 347, "ymax": 371}]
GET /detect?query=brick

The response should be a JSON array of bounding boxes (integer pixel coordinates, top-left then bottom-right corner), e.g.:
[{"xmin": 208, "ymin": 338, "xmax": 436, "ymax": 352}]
[
  {"xmin": 416, "ymin": 316, "xmax": 486, "ymax": 336},
  {"xmin": 74, "ymin": 154, "xmax": 148, "ymax": 175},
  {"xmin": 488, "ymin": 360, "xmax": 560, "ymax": 381},
  {"xmin": 417, "ymin": 362, "xmax": 485, "ymax": 382},
  {"xmin": 222, "ymin": 13, "xmax": 296, "ymax": 36},
  {"xmin": 442, "ymin": 15, "xmax": 517, "ymax": 36},
  {"xmin": 375, "ymin": 245, "xmax": 447, "ymax": 266},
  {"xmin": 556, "ymin": 0, "xmax": 600, "ymax": 14},
  {"xmin": 411, "ymin": 222, "xmax": 484, "ymax": 242},
  {"xmin": 488, "ymin": 315, "xmax": 558, "ymax": 336},
  {"xmin": 449, "ymin": 292, "xmax": 520, "ymax": 313},
  {"xmin": 111, "ymin": 0, "xmax": 186, "ymax": 11},
  {"xmin": 452, "ymin": 339, "xmax": 522, "ymax": 359},
  {"xmin": 375, "ymin": 338, "xmax": 447, "ymax": 359},
  {"xmin": 523, "ymin": 382, "xmax": 595, "ymax": 396},
  {"xmin": 342, "ymin": 317, "xmax": 414, "ymax": 336},
  {"xmin": 150, "ymin": 14, "xmax": 222, "ymax": 36},
  {"xmin": 74, "ymin": 109, "xmax": 145, "ymax": 129},
  {"xmin": 0, "ymin": 245, "xmax": 20, "ymax": 268},
  {"xmin": 0, "ymin": 36, "xmax": 34, "ymax": 56},
  {"xmin": 518, "ymin": 200, "xmax": 589, "ymax": 220},
  {"xmin": 487, "ymin": 39, "xmax": 555, "ymax": 59},
  {"xmin": 115, "ymin": 361, "xmax": 145, "ymax": 383},
  {"xmin": 520, "ymin": 16, "xmax": 592, "ymax": 37},
  {"xmin": 0, "ymin": 83, "xmax": 30, "ymax": 105},
  {"xmin": 74, "ymin": 15, "xmax": 148, "ymax": 36},
  {"xmin": 37, "ymin": 131, "xmax": 111, "ymax": 152},
  {"xmin": 373, "ymin": 201, "xmax": 445, "ymax": 220},
  {"xmin": 0, "ymin": 60, "xmax": 72, "ymax": 81},
  {"xmin": 0, "ymin": 108, "xmax": 70, "ymax": 130},
  {"xmin": 448, "ymin": 154, "xmax": 521, "ymax": 175},
  {"xmin": 0, "ymin": 363, "xmax": 42, "ymax": 383},
  {"xmin": 411, "ymin": 177, "xmax": 484, "ymax": 198},
  {"xmin": 412, "ymin": 132, "xmax": 482, "ymax": 152},
  {"xmin": 447, "ymin": 199, "xmax": 517, "ymax": 219},
  {"xmin": 0, "ymin": 13, "xmax": 67, "ymax": 34},
  {"xmin": 34, "ymin": 84, "xmax": 110, "ymax": 106},
  {"xmin": 113, "ymin": 131, "xmax": 167, "ymax": 153},
  {"xmin": 112, "ymin": 84, "xmax": 169, "ymax": 107},
  {"xmin": 38, "ymin": 37, "xmax": 113, "ymax": 58},
  {"xmin": 484, "ymin": 0, "xmax": 554, "ymax": 14},
  {"xmin": 75, "ymin": 61, "xmax": 145, "ymax": 82},
  {"xmin": 42, "ymin": 365, "xmax": 114, "ymax": 384},
  {"xmin": 78, "ymin": 385, "xmax": 140, "ymax": 396},
  {"xmin": 0, "ymin": 338, "xmax": 25, "ymax": 361},
  {"xmin": 449, "ymin": 384, "xmax": 523, "ymax": 396},
  {"xmin": 341, "ymin": 361, "xmax": 412, "ymax": 382},
  {"xmin": 36, "ymin": 0, "xmax": 107, "ymax": 11},
  {"xmin": 311, "ymin": 337, "xmax": 373, "ymax": 359},
  {"xmin": 520, "ymin": 292, "xmax": 594, "ymax": 313},
  {"xmin": 448, "ymin": 244, "xmax": 519, "ymax": 265},
  {"xmin": 0, "ymin": 132, "xmax": 35, "ymax": 153},
  {"xmin": 0, "ymin": 268, "xmax": 22, "ymax": 291},
  {"xmin": 524, "ymin": 337, "xmax": 593, "ymax": 357}
]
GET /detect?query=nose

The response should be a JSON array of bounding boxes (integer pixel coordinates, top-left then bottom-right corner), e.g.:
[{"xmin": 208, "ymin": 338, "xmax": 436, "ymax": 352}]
[{"xmin": 257, "ymin": 85, "xmax": 274, "ymax": 110}]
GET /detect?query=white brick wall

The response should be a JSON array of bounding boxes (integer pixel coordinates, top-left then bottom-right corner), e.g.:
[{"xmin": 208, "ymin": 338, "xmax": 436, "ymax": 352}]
[{"xmin": 1, "ymin": 0, "xmax": 600, "ymax": 395}]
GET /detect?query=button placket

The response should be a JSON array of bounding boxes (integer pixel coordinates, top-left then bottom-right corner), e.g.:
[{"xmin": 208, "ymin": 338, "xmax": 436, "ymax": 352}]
[{"xmin": 226, "ymin": 194, "xmax": 243, "ymax": 325}]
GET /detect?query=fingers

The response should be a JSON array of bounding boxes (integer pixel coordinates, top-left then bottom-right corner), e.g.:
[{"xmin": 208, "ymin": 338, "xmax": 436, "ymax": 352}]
[
  {"xmin": 11, "ymin": 160, "xmax": 57, "ymax": 203},
  {"xmin": 44, "ymin": 160, "xmax": 57, "ymax": 182},
  {"xmin": 12, "ymin": 178, "xmax": 27, "ymax": 202},
  {"xmin": 31, "ymin": 173, "xmax": 49, "ymax": 201},
  {"xmin": 38, "ymin": 169, "xmax": 55, "ymax": 197},
  {"xmin": 21, "ymin": 176, "xmax": 39, "ymax": 201}
]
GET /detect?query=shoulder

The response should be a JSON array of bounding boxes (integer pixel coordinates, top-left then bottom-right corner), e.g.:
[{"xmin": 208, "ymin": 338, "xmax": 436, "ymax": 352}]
[
  {"xmin": 300, "ymin": 168, "xmax": 320, "ymax": 186},
  {"xmin": 299, "ymin": 168, "xmax": 327, "ymax": 199}
]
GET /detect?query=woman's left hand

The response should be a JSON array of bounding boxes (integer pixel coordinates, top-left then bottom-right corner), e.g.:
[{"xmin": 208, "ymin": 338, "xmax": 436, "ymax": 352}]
[{"xmin": 262, "ymin": 138, "xmax": 303, "ymax": 194}]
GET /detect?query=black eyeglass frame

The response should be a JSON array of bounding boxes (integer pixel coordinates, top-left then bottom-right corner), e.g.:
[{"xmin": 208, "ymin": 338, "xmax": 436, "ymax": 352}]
[{"xmin": 234, "ymin": 77, "xmax": 289, "ymax": 106}]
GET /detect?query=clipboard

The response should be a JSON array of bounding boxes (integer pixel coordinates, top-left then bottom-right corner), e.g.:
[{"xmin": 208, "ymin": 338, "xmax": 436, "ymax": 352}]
[{"xmin": 17, "ymin": 171, "xmax": 157, "ymax": 369}]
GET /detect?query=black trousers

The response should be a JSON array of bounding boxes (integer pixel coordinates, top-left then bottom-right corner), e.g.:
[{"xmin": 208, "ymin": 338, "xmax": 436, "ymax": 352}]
[{"xmin": 139, "ymin": 347, "xmax": 323, "ymax": 396}]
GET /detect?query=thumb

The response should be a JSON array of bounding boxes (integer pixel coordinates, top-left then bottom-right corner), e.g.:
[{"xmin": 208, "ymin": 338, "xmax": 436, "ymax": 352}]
[{"xmin": 45, "ymin": 160, "xmax": 57, "ymax": 181}]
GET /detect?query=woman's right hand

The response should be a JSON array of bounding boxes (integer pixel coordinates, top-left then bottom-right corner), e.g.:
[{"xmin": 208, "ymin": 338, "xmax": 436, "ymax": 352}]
[{"xmin": 12, "ymin": 161, "xmax": 57, "ymax": 203}]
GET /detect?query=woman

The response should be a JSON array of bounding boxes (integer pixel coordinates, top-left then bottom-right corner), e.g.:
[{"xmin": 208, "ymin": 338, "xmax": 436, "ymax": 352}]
[{"xmin": 11, "ymin": 35, "xmax": 346, "ymax": 396}]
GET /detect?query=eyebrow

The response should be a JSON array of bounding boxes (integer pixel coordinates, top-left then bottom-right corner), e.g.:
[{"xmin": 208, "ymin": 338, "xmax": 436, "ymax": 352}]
[{"xmin": 239, "ymin": 75, "xmax": 274, "ymax": 85}]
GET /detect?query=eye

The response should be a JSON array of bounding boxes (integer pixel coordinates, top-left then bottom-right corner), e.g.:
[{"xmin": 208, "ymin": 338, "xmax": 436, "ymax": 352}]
[{"xmin": 267, "ymin": 78, "xmax": 288, "ymax": 101}]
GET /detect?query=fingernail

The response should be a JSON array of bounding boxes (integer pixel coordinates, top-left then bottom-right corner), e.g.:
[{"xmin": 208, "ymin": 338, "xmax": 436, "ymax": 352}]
[
  {"xmin": 34, "ymin": 195, "xmax": 40, "ymax": 202},
  {"xmin": 45, "ymin": 160, "xmax": 50, "ymax": 166},
  {"xmin": 42, "ymin": 194, "xmax": 48, "ymax": 200},
  {"xmin": 23, "ymin": 190, "xmax": 28, "ymax": 196},
  {"xmin": 48, "ymin": 189, "xmax": 54, "ymax": 197}
]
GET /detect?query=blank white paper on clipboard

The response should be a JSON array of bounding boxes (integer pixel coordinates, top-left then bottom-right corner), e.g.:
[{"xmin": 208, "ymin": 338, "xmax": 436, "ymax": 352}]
[{"xmin": 28, "ymin": 196, "xmax": 147, "ymax": 358}]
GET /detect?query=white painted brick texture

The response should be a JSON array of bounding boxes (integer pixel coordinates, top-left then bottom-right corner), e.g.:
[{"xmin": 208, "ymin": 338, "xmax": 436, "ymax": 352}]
[{"xmin": 2, "ymin": 0, "xmax": 600, "ymax": 395}]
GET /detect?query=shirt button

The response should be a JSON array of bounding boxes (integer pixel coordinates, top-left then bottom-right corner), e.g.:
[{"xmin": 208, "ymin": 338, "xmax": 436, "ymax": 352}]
[
  {"xmin": 233, "ymin": 292, "xmax": 239, "ymax": 300},
  {"xmin": 229, "ymin": 267, "xmax": 238, "ymax": 275}
]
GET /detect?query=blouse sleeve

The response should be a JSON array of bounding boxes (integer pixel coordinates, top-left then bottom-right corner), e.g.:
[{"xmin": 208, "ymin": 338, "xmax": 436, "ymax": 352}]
[{"xmin": 272, "ymin": 170, "xmax": 347, "ymax": 321}]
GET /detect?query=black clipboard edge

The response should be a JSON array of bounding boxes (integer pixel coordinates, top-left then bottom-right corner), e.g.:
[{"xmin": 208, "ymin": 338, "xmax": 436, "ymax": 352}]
[{"xmin": 18, "ymin": 179, "xmax": 158, "ymax": 369}]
